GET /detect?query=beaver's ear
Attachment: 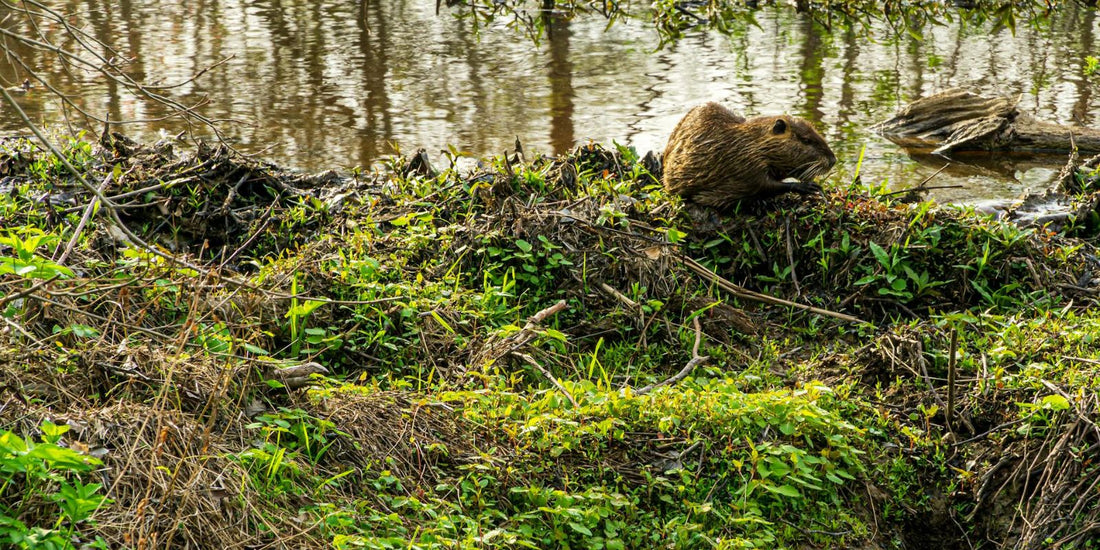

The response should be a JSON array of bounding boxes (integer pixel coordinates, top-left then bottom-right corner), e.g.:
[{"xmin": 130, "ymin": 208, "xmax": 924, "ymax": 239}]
[{"xmin": 772, "ymin": 119, "xmax": 787, "ymax": 134}]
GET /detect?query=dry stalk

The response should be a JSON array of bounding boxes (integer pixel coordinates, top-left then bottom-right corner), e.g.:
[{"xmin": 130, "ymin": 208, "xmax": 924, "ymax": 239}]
[
  {"xmin": 514, "ymin": 352, "xmax": 578, "ymax": 407},
  {"xmin": 473, "ymin": 299, "xmax": 568, "ymax": 371},
  {"xmin": 784, "ymin": 215, "xmax": 801, "ymax": 297},
  {"xmin": 55, "ymin": 172, "xmax": 114, "ymax": 264},
  {"xmin": 598, "ymin": 282, "xmax": 640, "ymax": 310},
  {"xmin": 636, "ymin": 317, "xmax": 708, "ymax": 395},
  {"xmin": 879, "ymin": 163, "xmax": 954, "ymax": 197},
  {"xmin": 917, "ymin": 345, "xmax": 951, "ymax": 426},
  {"xmin": 947, "ymin": 326, "xmax": 958, "ymax": 433}
]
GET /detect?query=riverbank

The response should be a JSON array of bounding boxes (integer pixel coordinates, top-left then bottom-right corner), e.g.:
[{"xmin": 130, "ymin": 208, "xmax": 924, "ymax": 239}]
[{"xmin": 2, "ymin": 134, "xmax": 1100, "ymax": 548}]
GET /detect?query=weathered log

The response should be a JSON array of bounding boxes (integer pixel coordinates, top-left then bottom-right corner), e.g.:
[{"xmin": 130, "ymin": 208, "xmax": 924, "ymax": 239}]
[{"xmin": 876, "ymin": 88, "xmax": 1100, "ymax": 155}]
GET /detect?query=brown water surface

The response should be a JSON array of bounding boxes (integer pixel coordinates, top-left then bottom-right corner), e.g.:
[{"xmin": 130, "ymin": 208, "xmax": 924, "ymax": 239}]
[{"xmin": 2, "ymin": 2, "xmax": 1098, "ymax": 203}]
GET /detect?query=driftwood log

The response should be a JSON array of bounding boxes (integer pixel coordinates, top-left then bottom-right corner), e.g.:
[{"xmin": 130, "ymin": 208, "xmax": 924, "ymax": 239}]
[{"xmin": 876, "ymin": 88, "xmax": 1100, "ymax": 155}]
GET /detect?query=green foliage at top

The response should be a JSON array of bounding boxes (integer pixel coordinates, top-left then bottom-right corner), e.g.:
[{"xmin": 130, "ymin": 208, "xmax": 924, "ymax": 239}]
[{"xmin": 448, "ymin": 0, "xmax": 1062, "ymax": 45}]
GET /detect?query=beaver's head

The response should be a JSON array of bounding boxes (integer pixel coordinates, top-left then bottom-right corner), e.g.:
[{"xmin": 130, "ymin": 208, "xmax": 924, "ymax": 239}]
[{"xmin": 752, "ymin": 116, "xmax": 837, "ymax": 184}]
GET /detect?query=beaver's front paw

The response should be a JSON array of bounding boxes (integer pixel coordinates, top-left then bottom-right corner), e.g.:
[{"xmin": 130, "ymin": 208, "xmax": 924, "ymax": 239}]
[{"xmin": 791, "ymin": 182, "xmax": 822, "ymax": 195}]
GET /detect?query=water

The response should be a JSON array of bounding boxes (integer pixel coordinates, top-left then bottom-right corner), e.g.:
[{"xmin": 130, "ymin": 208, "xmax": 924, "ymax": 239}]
[{"xmin": 2, "ymin": 2, "xmax": 1097, "ymax": 203}]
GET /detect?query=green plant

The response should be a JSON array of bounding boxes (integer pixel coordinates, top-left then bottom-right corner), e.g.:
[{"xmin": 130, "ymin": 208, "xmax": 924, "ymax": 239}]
[
  {"xmin": 855, "ymin": 241, "xmax": 914, "ymax": 300},
  {"xmin": 246, "ymin": 408, "xmax": 345, "ymax": 464},
  {"xmin": 1016, "ymin": 394, "xmax": 1071, "ymax": 437},
  {"xmin": 230, "ymin": 408, "xmax": 351, "ymax": 498},
  {"xmin": 479, "ymin": 234, "xmax": 573, "ymax": 290},
  {"xmin": 0, "ymin": 422, "xmax": 109, "ymax": 549},
  {"xmin": 0, "ymin": 230, "xmax": 73, "ymax": 281},
  {"xmin": 286, "ymin": 275, "xmax": 326, "ymax": 357},
  {"xmin": 1085, "ymin": 56, "xmax": 1099, "ymax": 76}
]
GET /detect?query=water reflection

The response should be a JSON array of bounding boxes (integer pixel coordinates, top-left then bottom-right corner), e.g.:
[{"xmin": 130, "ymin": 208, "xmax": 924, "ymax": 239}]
[
  {"xmin": 1, "ymin": 1, "xmax": 1098, "ymax": 203},
  {"xmin": 546, "ymin": 14, "xmax": 575, "ymax": 154}
]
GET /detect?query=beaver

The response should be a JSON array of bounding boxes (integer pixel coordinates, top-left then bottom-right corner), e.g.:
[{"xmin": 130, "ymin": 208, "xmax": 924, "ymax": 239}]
[{"xmin": 662, "ymin": 102, "xmax": 836, "ymax": 209}]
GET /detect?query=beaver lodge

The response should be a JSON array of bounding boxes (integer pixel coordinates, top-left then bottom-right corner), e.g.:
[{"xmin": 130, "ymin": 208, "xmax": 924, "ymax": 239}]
[{"xmin": 2, "ymin": 131, "xmax": 1100, "ymax": 549}]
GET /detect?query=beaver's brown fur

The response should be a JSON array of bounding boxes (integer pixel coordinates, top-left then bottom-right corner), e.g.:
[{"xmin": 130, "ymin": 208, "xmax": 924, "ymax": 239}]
[{"xmin": 662, "ymin": 102, "xmax": 836, "ymax": 209}]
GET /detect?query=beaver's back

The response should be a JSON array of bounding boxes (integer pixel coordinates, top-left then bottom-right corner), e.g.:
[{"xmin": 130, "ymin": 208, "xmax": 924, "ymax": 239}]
[{"xmin": 662, "ymin": 102, "xmax": 835, "ymax": 209}]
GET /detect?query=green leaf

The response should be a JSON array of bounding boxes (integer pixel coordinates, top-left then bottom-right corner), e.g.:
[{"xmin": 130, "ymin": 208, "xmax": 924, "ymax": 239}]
[
  {"xmin": 515, "ymin": 239, "xmax": 533, "ymax": 253},
  {"xmin": 666, "ymin": 227, "xmax": 686, "ymax": 244},
  {"xmin": 542, "ymin": 328, "xmax": 567, "ymax": 342},
  {"xmin": 766, "ymin": 484, "xmax": 801, "ymax": 498},
  {"xmin": 69, "ymin": 324, "xmax": 100, "ymax": 339},
  {"xmin": 1042, "ymin": 394, "xmax": 1071, "ymax": 411},
  {"xmin": 429, "ymin": 311, "xmax": 455, "ymax": 334},
  {"xmin": 40, "ymin": 421, "xmax": 69, "ymax": 440},
  {"xmin": 0, "ymin": 431, "xmax": 28, "ymax": 453},
  {"xmin": 27, "ymin": 444, "xmax": 95, "ymax": 470},
  {"xmin": 287, "ymin": 299, "xmax": 325, "ymax": 318},
  {"xmin": 568, "ymin": 522, "xmax": 593, "ymax": 536},
  {"xmin": 763, "ymin": 458, "xmax": 791, "ymax": 478},
  {"xmin": 854, "ymin": 275, "xmax": 877, "ymax": 286},
  {"xmin": 241, "ymin": 342, "xmax": 268, "ymax": 355},
  {"xmin": 868, "ymin": 241, "xmax": 890, "ymax": 268},
  {"xmin": 834, "ymin": 468, "xmax": 857, "ymax": 480}
]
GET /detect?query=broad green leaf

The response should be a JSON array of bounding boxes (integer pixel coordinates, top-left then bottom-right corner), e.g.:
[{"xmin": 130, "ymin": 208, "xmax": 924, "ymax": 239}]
[{"xmin": 1042, "ymin": 394, "xmax": 1070, "ymax": 411}]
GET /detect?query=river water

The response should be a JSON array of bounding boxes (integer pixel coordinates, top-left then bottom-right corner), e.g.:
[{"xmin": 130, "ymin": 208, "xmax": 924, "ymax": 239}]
[{"xmin": 2, "ymin": 2, "xmax": 1097, "ymax": 203}]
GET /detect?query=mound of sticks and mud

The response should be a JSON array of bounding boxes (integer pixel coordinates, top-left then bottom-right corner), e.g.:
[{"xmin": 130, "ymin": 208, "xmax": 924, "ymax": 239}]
[{"xmin": 2, "ymin": 133, "xmax": 1100, "ymax": 548}]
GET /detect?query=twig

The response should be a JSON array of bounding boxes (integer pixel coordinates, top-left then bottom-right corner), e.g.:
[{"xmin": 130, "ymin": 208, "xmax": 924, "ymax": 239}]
[
  {"xmin": 784, "ymin": 215, "xmax": 801, "ymax": 297},
  {"xmin": 598, "ymin": 282, "xmax": 639, "ymax": 310},
  {"xmin": 837, "ymin": 286, "xmax": 865, "ymax": 309},
  {"xmin": 947, "ymin": 326, "xmax": 958, "ymax": 433},
  {"xmin": 144, "ymin": 55, "xmax": 235, "ymax": 91},
  {"xmin": 636, "ymin": 317, "xmax": 707, "ymax": 395},
  {"xmin": 679, "ymin": 255, "xmax": 864, "ymax": 323},
  {"xmin": 0, "ymin": 26, "xmax": 228, "ymax": 133},
  {"xmin": 522, "ymin": 299, "xmax": 568, "ymax": 333},
  {"xmin": 514, "ymin": 352, "xmax": 578, "ymax": 408},
  {"xmin": 745, "ymin": 223, "xmax": 767, "ymax": 261},
  {"xmin": 880, "ymin": 163, "xmax": 953, "ymax": 197},
  {"xmin": 0, "ymin": 313, "xmax": 43, "ymax": 345},
  {"xmin": 951, "ymin": 419, "xmax": 1026, "ymax": 447},
  {"xmin": 779, "ymin": 518, "xmax": 850, "ymax": 537},
  {"xmin": 634, "ymin": 357, "xmax": 707, "ymax": 395},
  {"xmin": 916, "ymin": 347, "xmax": 972, "ymax": 433},
  {"xmin": 1063, "ymin": 356, "xmax": 1100, "ymax": 366},
  {"xmin": 881, "ymin": 185, "xmax": 963, "ymax": 197},
  {"xmin": 673, "ymin": 4, "xmax": 708, "ymax": 25},
  {"xmin": 1040, "ymin": 380, "xmax": 1100, "ymax": 436},
  {"xmin": 218, "ymin": 194, "xmax": 281, "ymax": 270},
  {"xmin": 100, "ymin": 174, "xmax": 199, "ymax": 204},
  {"xmin": 55, "ymin": 172, "xmax": 113, "ymax": 264},
  {"xmin": 0, "ymin": 274, "xmax": 61, "ymax": 309},
  {"xmin": 475, "ymin": 300, "xmax": 568, "ymax": 369}
]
